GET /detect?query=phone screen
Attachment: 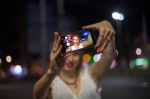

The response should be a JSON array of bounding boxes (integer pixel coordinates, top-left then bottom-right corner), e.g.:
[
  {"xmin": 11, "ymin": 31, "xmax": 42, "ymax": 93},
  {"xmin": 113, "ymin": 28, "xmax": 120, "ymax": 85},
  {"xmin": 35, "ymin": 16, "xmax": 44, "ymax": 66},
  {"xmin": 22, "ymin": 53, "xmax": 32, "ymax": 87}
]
[{"xmin": 61, "ymin": 29, "xmax": 98, "ymax": 53}]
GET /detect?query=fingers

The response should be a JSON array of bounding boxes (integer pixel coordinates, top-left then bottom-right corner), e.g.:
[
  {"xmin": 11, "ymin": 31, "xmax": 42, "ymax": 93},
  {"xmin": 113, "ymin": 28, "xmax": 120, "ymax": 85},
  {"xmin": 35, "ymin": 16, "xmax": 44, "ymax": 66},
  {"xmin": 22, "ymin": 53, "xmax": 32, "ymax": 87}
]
[
  {"xmin": 97, "ymin": 32, "xmax": 114, "ymax": 53},
  {"xmin": 52, "ymin": 32, "xmax": 61, "ymax": 52},
  {"xmin": 82, "ymin": 23, "xmax": 98, "ymax": 30},
  {"xmin": 101, "ymin": 34, "xmax": 112, "ymax": 51},
  {"xmin": 94, "ymin": 28, "xmax": 111, "ymax": 49},
  {"xmin": 55, "ymin": 45, "xmax": 63, "ymax": 57},
  {"xmin": 52, "ymin": 32, "xmax": 59, "ymax": 49},
  {"xmin": 50, "ymin": 45, "xmax": 63, "ymax": 72},
  {"xmin": 53, "ymin": 37, "xmax": 61, "ymax": 53},
  {"xmin": 50, "ymin": 32, "xmax": 63, "ymax": 60},
  {"xmin": 55, "ymin": 45, "xmax": 64, "ymax": 68},
  {"xmin": 82, "ymin": 22, "xmax": 115, "ymax": 50},
  {"xmin": 94, "ymin": 28, "xmax": 105, "ymax": 48},
  {"xmin": 64, "ymin": 53, "xmax": 72, "ymax": 59},
  {"xmin": 52, "ymin": 45, "xmax": 63, "ymax": 63}
]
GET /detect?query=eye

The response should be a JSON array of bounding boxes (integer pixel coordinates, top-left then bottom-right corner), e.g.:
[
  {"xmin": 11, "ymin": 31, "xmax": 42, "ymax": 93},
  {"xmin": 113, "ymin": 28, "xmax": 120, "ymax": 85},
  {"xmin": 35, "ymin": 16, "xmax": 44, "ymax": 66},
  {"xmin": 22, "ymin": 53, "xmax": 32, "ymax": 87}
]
[{"xmin": 73, "ymin": 51, "xmax": 81, "ymax": 56}]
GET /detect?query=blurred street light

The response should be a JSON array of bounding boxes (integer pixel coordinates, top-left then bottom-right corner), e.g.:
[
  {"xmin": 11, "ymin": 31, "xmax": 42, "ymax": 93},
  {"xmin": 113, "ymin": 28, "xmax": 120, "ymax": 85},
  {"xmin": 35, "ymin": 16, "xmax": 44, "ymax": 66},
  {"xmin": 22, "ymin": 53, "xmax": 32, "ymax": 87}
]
[
  {"xmin": 14, "ymin": 65, "xmax": 22, "ymax": 75},
  {"xmin": 112, "ymin": 11, "xmax": 124, "ymax": 60},
  {"xmin": 6, "ymin": 55, "xmax": 12, "ymax": 63},
  {"xmin": 10, "ymin": 64, "xmax": 28, "ymax": 78},
  {"xmin": 130, "ymin": 58, "xmax": 149, "ymax": 70},
  {"xmin": 83, "ymin": 54, "xmax": 91, "ymax": 63},
  {"xmin": 136, "ymin": 48, "xmax": 142, "ymax": 55},
  {"xmin": 112, "ymin": 12, "xmax": 124, "ymax": 21},
  {"xmin": 93, "ymin": 53, "xmax": 102, "ymax": 62}
]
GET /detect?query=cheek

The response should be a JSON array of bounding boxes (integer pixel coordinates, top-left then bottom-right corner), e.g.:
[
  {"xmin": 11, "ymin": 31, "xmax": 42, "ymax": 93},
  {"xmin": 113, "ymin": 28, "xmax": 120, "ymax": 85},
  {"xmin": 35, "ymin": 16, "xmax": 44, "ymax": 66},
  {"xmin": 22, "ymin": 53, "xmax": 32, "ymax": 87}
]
[{"xmin": 73, "ymin": 56, "xmax": 81, "ymax": 64}]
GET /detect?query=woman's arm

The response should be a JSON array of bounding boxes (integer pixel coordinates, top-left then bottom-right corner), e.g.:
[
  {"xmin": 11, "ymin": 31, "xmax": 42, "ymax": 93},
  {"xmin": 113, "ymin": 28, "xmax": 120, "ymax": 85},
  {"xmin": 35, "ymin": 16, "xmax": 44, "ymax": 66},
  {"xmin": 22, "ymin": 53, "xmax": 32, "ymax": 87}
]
[
  {"xmin": 33, "ymin": 69, "xmax": 56, "ymax": 99},
  {"xmin": 82, "ymin": 20, "xmax": 116, "ymax": 85},
  {"xmin": 88, "ymin": 36, "xmax": 116, "ymax": 85},
  {"xmin": 33, "ymin": 32, "xmax": 63, "ymax": 99}
]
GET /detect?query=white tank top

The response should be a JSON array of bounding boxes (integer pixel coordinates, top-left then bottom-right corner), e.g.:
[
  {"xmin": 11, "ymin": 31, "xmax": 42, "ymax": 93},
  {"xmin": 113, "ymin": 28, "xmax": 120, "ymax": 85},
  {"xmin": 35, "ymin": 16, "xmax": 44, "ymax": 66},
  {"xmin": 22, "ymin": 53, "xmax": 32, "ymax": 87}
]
[{"xmin": 50, "ymin": 68, "xmax": 102, "ymax": 99}]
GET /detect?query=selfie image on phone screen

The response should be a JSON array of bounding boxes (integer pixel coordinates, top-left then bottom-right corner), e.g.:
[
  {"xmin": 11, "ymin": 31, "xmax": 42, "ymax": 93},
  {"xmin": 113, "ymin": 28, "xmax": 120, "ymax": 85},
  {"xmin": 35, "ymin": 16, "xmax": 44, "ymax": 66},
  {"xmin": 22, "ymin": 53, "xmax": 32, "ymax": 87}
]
[{"xmin": 61, "ymin": 30, "xmax": 98, "ymax": 53}]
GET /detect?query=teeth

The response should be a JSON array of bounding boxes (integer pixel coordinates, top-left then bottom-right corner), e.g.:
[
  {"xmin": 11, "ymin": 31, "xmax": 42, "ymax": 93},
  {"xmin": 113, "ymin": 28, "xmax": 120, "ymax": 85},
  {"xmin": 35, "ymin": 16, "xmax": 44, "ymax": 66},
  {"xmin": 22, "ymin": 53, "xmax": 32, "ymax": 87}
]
[
  {"xmin": 65, "ymin": 62, "xmax": 70, "ymax": 64},
  {"xmin": 65, "ymin": 62, "xmax": 73, "ymax": 66}
]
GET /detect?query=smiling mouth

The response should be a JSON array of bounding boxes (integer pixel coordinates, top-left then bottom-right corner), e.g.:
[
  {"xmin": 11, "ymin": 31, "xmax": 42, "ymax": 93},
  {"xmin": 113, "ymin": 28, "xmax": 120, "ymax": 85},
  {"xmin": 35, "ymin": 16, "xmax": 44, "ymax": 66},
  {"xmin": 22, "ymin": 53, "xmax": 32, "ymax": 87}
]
[{"xmin": 65, "ymin": 62, "xmax": 74, "ymax": 68}]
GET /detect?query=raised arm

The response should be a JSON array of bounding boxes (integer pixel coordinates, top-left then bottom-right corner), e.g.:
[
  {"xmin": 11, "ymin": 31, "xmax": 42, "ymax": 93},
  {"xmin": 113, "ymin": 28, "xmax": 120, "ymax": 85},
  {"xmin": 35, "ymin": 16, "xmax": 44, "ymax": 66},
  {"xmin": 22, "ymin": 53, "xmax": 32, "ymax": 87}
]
[
  {"xmin": 82, "ymin": 20, "xmax": 116, "ymax": 85},
  {"xmin": 33, "ymin": 32, "xmax": 63, "ymax": 99}
]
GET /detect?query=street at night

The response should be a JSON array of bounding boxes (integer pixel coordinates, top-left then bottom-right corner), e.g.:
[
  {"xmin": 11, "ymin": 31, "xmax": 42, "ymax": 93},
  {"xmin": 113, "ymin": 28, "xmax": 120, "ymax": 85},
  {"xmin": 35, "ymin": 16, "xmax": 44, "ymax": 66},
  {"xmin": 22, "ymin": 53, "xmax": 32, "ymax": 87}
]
[{"xmin": 0, "ymin": 74, "xmax": 150, "ymax": 99}]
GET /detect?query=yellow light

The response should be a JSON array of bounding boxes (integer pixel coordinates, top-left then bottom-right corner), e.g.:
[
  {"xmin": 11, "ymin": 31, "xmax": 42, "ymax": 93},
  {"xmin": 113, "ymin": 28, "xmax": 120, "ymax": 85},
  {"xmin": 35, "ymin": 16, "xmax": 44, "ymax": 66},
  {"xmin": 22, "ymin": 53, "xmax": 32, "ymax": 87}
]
[
  {"xmin": 83, "ymin": 54, "xmax": 91, "ymax": 63},
  {"xmin": 6, "ymin": 55, "xmax": 12, "ymax": 63}
]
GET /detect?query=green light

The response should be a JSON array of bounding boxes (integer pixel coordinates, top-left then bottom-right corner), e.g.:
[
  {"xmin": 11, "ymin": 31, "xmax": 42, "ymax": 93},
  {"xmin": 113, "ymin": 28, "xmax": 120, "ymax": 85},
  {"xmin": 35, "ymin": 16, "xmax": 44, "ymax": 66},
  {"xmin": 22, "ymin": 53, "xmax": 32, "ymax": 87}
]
[
  {"xmin": 130, "ymin": 58, "xmax": 149, "ymax": 70},
  {"xmin": 87, "ymin": 53, "xmax": 94, "ymax": 65},
  {"xmin": 135, "ymin": 58, "xmax": 144, "ymax": 66},
  {"xmin": 135, "ymin": 58, "xmax": 149, "ymax": 66},
  {"xmin": 143, "ymin": 58, "xmax": 149, "ymax": 65},
  {"xmin": 88, "ymin": 55, "xmax": 94, "ymax": 64},
  {"xmin": 129, "ymin": 60, "xmax": 135, "ymax": 68}
]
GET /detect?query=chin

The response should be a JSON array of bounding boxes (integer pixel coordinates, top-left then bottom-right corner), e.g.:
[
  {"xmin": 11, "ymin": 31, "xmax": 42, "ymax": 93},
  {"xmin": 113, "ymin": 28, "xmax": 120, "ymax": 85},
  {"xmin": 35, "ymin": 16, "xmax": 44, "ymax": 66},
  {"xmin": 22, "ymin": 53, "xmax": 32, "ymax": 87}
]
[{"xmin": 63, "ymin": 65, "xmax": 76, "ymax": 72}]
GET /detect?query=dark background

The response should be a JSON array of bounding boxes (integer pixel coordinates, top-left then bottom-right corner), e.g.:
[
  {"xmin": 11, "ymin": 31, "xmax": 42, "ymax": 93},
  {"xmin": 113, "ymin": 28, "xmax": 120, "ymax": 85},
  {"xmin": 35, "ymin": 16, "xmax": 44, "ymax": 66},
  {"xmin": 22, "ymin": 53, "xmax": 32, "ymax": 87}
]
[
  {"xmin": 0, "ymin": 0, "xmax": 150, "ymax": 60},
  {"xmin": 0, "ymin": 0, "xmax": 150, "ymax": 99}
]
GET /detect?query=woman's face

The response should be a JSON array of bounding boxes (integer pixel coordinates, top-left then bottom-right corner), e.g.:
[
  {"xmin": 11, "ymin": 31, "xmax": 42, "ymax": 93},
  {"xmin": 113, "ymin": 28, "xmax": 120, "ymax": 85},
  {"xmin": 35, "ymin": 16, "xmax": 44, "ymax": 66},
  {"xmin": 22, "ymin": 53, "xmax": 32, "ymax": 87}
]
[
  {"xmin": 73, "ymin": 36, "xmax": 80, "ymax": 45},
  {"xmin": 63, "ymin": 51, "xmax": 82, "ymax": 72}
]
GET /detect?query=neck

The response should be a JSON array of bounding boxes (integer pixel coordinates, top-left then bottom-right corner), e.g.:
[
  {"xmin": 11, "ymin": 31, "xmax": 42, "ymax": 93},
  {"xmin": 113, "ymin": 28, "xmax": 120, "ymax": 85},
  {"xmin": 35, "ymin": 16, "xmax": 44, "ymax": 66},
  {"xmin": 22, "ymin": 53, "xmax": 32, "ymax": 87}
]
[{"xmin": 59, "ymin": 69, "xmax": 79, "ymax": 80}]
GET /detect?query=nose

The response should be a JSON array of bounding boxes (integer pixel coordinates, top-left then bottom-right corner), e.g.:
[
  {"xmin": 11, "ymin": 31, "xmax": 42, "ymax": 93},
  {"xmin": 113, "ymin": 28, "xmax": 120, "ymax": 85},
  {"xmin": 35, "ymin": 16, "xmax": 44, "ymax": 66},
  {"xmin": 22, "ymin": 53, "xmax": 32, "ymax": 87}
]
[
  {"xmin": 67, "ymin": 54, "xmax": 73, "ymax": 62},
  {"xmin": 65, "ymin": 53, "xmax": 73, "ymax": 62}
]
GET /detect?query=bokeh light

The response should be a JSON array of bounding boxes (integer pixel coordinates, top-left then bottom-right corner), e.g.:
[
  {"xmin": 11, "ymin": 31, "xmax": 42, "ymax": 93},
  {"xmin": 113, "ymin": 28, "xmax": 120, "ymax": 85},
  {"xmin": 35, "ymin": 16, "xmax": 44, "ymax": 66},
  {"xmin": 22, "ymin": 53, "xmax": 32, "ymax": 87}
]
[
  {"xmin": 136, "ymin": 48, "xmax": 142, "ymax": 55},
  {"xmin": 14, "ymin": 65, "xmax": 22, "ymax": 75},
  {"xmin": 0, "ymin": 58, "xmax": 2, "ymax": 64},
  {"xmin": 6, "ymin": 55, "xmax": 12, "ymax": 63},
  {"xmin": 135, "ymin": 58, "xmax": 148, "ymax": 66},
  {"xmin": 116, "ymin": 49, "xmax": 119, "ymax": 56},
  {"xmin": 9, "ymin": 65, "xmax": 27, "ymax": 78},
  {"xmin": 129, "ymin": 58, "xmax": 149, "ymax": 70},
  {"xmin": 112, "ymin": 12, "xmax": 124, "ymax": 20},
  {"xmin": 110, "ymin": 59, "xmax": 117, "ymax": 69},
  {"xmin": 83, "ymin": 54, "xmax": 91, "ymax": 63},
  {"xmin": 93, "ymin": 53, "xmax": 102, "ymax": 62},
  {"xmin": 82, "ymin": 62, "xmax": 89, "ymax": 68}
]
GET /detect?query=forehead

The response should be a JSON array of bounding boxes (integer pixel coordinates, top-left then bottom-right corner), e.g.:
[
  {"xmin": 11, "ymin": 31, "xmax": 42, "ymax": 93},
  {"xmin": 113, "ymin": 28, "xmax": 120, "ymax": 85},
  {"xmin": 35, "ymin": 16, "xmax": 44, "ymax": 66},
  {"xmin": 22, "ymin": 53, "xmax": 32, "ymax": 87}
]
[
  {"xmin": 73, "ymin": 36, "xmax": 79, "ymax": 39},
  {"xmin": 64, "ymin": 51, "xmax": 83, "ymax": 57}
]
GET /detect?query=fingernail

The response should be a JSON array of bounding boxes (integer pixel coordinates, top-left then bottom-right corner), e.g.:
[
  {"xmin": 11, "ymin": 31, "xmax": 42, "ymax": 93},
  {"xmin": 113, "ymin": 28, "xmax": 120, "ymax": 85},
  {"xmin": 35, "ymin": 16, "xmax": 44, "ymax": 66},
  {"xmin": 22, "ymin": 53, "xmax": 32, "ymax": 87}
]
[
  {"xmin": 99, "ymin": 48, "xmax": 104, "ymax": 53},
  {"xmin": 97, "ymin": 48, "xmax": 104, "ymax": 53}
]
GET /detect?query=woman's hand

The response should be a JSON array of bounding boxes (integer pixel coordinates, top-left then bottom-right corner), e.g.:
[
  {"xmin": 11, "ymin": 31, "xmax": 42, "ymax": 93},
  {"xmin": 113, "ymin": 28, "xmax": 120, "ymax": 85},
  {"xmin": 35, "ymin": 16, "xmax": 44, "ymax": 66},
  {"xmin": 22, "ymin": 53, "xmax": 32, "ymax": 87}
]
[
  {"xmin": 83, "ymin": 20, "xmax": 116, "ymax": 83},
  {"xmin": 48, "ymin": 32, "xmax": 63, "ymax": 74},
  {"xmin": 82, "ymin": 20, "xmax": 115, "ymax": 53}
]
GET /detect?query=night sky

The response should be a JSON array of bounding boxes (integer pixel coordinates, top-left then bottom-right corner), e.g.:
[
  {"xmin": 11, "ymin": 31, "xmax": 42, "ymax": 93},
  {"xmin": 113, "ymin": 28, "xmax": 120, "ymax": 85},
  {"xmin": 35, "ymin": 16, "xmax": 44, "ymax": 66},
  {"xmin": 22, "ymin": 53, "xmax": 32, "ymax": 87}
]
[{"xmin": 0, "ymin": 0, "xmax": 150, "ymax": 53}]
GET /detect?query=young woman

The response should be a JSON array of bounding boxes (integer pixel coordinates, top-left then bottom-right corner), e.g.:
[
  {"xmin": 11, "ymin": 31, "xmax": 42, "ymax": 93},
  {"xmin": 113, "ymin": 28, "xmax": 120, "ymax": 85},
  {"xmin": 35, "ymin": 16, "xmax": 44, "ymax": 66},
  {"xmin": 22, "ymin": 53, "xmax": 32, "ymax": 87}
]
[{"xmin": 33, "ymin": 20, "xmax": 116, "ymax": 99}]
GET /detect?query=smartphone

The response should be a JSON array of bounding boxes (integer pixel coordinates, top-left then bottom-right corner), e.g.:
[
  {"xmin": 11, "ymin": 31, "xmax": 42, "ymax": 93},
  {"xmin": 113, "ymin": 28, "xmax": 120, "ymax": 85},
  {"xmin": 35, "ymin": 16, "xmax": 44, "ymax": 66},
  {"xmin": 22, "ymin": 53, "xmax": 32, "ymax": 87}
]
[{"xmin": 61, "ymin": 29, "xmax": 99, "ymax": 53}]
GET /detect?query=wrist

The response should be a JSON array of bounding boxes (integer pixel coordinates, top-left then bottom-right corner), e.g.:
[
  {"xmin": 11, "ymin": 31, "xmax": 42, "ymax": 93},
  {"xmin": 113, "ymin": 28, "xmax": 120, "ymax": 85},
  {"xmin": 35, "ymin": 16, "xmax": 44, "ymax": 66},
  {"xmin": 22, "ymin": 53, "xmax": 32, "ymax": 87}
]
[{"xmin": 46, "ymin": 69, "xmax": 57, "ymax": 77}]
